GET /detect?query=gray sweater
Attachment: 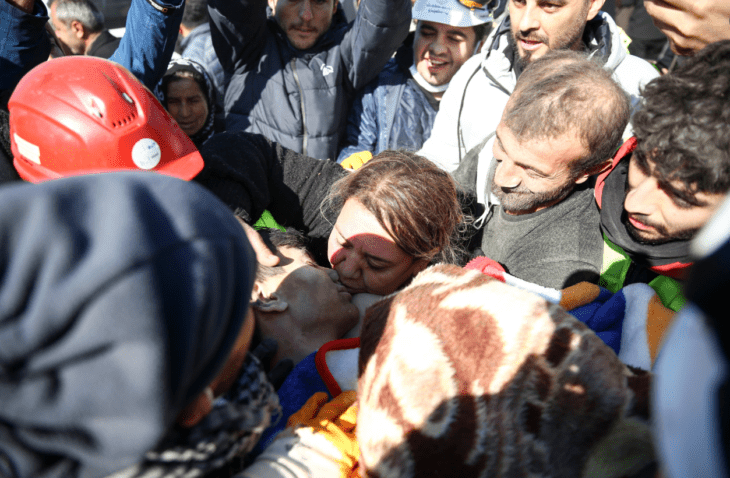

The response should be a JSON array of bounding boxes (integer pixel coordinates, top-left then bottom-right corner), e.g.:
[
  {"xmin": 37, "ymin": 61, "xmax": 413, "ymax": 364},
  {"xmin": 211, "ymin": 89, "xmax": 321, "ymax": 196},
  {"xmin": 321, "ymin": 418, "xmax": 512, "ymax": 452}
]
[{"xmin": 480, "ymin": 185, "xmax": 603, "ymax": 289}]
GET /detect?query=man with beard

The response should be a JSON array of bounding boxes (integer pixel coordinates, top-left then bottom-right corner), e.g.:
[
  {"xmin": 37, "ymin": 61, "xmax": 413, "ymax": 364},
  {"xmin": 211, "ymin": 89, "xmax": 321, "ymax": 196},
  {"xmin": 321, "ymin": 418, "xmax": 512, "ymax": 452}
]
[
  {"xmin": 594, "ymin": 40, "xmax": 730, "ymax": 310},
  {"xmin": 417, "ymin": 0, "xmax": 658, "ymax": 172},
  {"xmin": 454, "ymin": 50, "xmax": 630, "ymax": 289},
  {"xmin": 207, "ymin": 0, "xmax": 411, "ymax": 160}
]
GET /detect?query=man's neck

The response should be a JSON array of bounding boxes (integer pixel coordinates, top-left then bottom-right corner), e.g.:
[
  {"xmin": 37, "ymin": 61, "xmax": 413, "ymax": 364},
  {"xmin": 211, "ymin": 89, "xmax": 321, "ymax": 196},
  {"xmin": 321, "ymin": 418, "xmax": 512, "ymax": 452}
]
[
  {"xmin": 180, "ymin": 23, "xmax": 193, "ymax": 38},
  {"xmin": 260, "ymin": 316, "xmax": 341, "ymax": 366},
  {"xmin": 83, "ymin": 30, "xmax": 103, "ymax": 55}
]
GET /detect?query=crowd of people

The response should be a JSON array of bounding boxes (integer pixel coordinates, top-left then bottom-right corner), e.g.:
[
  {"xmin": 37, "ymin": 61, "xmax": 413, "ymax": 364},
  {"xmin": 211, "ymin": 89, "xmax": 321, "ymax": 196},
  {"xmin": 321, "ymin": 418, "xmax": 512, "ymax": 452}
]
[{"xmin": 1, "ymin": 0, "xmax": 730, "ymax": 475}]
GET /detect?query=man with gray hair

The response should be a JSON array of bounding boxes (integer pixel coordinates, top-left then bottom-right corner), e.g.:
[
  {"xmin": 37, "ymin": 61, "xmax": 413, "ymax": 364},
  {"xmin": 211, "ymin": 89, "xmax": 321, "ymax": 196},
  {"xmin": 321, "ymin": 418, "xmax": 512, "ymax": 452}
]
[
  {"xmin": 457, "ymin": 50, "xmax": 630, "ymax": 289},
  {"xmin": 49, "ymin": 0, "xmax": 120, "ymax": 57}
]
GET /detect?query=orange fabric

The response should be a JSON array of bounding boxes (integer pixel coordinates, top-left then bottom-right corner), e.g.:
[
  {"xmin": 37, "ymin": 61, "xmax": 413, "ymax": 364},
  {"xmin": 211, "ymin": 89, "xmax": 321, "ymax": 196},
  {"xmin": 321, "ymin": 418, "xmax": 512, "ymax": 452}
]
[
  {"xmin": 288, "ymin": 391, "xmax": 360, "ymax": 477},
  {"xmin": 646, "ymin": 294, "xmax": 676, "ymax": 365},
  {"xmin": 559, "ymin": 282, "xmax": 602, "ymax": 311}
]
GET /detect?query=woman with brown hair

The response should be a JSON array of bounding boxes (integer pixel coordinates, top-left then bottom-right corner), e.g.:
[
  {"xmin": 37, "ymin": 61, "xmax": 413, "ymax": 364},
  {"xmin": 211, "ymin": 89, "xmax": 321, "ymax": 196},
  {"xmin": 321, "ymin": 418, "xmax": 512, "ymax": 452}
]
[
  {"xmin": 197, "ymin": 133, "xmax": 467, "ymax": 296},
  {"xmin": 325, "ymin": 151, "xmax": 465, "ymax": 295}
]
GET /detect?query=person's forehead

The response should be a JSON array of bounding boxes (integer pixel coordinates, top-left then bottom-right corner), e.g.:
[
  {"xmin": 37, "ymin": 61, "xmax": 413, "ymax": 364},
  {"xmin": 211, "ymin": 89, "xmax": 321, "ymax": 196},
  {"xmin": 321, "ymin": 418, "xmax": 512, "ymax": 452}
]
[
  {"xmin": 278, "ymin": 245, "xmax": 313, "ymax": 262},
  {"xmin": 631, "ymin": 155, "xmax": 725, "ymax": 208},
  {"xmin": 336, "ymin": 199, "xmax": 409, "ymax": 262},
  {"xmin": 337, "ymin": 199, "xmax": 393, "ymax": 240},
  {"xmin": 49, "ymin": 3, "xmax": 62, "ymax": 26},
  {"xmin": 495, "ymin": 123, "xmax": 586, "ymax": 174},
  {"xmin": 277, "ymin": 245, "xmax": 315, "ymax": 272},
  {"xmin": 167, "ymin": 78, "xmax": 204, "ymax": 97},
  {"xmin": 418, "ymin": 20, "xmax": 474, "ymax": 36}
]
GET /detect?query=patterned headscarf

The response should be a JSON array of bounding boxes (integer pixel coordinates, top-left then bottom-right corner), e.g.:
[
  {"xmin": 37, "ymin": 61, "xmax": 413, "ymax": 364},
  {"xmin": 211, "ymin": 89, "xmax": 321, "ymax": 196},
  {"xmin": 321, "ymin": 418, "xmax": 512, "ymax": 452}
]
[
  {"xmin": 160, "ymin": 58, "xmax": 217, "ymax": 148},
  {"xmin": 358, "ymin": 264, "xmax": 655, "ymax": 478},
  {"xmin": 0, "ymin": 172, "xmax": 261, "ymax": 478}
]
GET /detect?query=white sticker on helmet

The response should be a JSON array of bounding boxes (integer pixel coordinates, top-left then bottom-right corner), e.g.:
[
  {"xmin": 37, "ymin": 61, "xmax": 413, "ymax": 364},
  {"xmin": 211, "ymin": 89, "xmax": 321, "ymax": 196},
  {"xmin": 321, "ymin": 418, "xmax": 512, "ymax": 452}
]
[
  {"xmin": 13, "ymin": 134, "xmax": 41, "ymax": 164},
  {"xmin": 132, "ymin": 138, "xmax": 162, "ymax": 170}
]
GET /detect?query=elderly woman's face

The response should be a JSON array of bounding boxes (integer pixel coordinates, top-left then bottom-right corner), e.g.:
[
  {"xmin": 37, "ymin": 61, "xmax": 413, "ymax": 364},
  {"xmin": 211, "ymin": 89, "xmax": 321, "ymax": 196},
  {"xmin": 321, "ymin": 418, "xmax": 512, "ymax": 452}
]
[
  {"xmin": 327, "ymin": 198, "xmax": 428, "ymax": 296},
  {"xmin": 166, "ymin": 78, "xmax": 208, "ymax": 137}
]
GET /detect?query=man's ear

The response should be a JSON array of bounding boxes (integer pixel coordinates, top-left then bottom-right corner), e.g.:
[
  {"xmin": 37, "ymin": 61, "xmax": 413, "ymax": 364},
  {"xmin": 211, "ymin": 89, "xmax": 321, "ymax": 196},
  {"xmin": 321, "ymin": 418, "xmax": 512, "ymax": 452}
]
[
  {"xmin": 267, "ymin": 0, "xmax": 277, "ymax": 14},
  {"xmin": 251, "ymin": 289, "xmax": 289, "ymax": 313},
  {"xmin": 70, "ymin": 20, "xmax": 86, "ymax": 39},
  {"xmin": 574, "ymin": 158, "xmax": 613, "ymax": 185},
  {"xmin": 586, "ymin": 0, "xmax": 605, "ymax": 22}
]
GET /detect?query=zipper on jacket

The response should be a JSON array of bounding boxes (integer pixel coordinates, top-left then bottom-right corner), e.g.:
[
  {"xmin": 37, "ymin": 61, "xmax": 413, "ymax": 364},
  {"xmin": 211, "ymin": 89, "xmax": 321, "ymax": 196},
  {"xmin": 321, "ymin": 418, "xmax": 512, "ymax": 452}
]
[{"xmin": 291, "ymin": 58, "xmax": 308, "ymax": 157}]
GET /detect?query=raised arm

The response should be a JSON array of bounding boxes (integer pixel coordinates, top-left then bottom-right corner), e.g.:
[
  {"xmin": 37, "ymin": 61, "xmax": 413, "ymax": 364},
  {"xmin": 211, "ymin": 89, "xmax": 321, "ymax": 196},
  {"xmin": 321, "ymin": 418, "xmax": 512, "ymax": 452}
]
[
  {"xmin": 0, "ymin": 0, "xmax": 51, "ymax": 93},
  {"xmin": 108, "ymin": 0, "xmax": 184, "ymax": 90},
  {"xmin": 339, "ymin": 0, "xmax": 411, "ymax": 89},
  {"xmin": 207, "ymin": 0, "xmax": 268, "ymax": 74},
  {"xmin": 337, "ymin": 81, "xmax": 379, "ymax": 162}
]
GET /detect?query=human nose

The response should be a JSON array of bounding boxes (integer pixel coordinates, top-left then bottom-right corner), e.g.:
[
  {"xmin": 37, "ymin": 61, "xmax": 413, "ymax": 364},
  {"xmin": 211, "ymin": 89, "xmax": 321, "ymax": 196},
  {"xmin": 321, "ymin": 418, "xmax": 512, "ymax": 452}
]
[
  {"xmin": 518, "ymin": 3, "xmax": 540, "ymax": 33},
  {"xmin": 325, "ymin": 267, "xmax": 340, "ymax": 283},
  {"xmin": 429, "ymin": 34, "xmax": 447, "ymax": 54},
  {"xmin": 179, "ymin": 101, "xmax": 191, "ymax": 118},
  {"xmin": 624, "ymin": 175, "xmax": 657, "ymax": 215},
  {"xmin": 335, "ymin": 251, "xmax": 362, "ymax": 281},
  {"xmin": 493, "ymin": 159, "xmax": 521, "ymax": 189},
  {"xmin": 300, "ymin": 0, "xmax": 313, "ymax": 21}
]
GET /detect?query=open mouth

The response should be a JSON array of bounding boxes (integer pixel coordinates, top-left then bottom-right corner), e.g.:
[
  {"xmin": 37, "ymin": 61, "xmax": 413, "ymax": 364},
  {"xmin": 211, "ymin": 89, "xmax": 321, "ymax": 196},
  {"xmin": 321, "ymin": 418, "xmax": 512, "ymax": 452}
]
[{"xmin": 427, "ymin": 58, "xmax": 447, "ymax": 69}]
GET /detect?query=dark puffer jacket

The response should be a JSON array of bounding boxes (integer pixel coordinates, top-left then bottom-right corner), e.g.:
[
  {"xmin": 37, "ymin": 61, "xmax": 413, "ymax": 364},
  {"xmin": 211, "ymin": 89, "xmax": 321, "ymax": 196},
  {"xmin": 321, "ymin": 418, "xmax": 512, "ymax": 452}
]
[{"xmin": 208, "ymin": 0, "xmax": 411, "ymax": 160}]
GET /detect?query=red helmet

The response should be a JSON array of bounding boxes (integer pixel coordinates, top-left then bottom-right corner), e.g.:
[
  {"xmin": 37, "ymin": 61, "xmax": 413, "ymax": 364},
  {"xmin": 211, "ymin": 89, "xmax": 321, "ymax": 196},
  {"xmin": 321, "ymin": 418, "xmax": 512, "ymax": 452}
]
[{"xmin": 8, "ymin": 56, "xmax": 204, "ymax": 182}]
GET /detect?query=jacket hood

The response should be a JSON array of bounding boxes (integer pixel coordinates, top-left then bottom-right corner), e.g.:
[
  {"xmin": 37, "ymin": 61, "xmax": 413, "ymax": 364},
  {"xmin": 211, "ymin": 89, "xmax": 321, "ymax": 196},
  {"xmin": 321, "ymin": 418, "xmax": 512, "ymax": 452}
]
[
  {"xmin": 0, "ymin": 172, "xmax": 257, "ymax": 477},
  {"xmin": 596, "ymin": 138, "xmax": 693, "ymax": 279}
]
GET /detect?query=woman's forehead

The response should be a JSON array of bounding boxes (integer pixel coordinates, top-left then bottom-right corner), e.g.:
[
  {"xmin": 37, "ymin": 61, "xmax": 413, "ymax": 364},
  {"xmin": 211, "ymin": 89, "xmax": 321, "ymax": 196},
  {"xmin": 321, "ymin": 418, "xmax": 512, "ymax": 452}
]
[{"xmin": 336, "ymin": 199, "xmax": 409, "ymax": 262}]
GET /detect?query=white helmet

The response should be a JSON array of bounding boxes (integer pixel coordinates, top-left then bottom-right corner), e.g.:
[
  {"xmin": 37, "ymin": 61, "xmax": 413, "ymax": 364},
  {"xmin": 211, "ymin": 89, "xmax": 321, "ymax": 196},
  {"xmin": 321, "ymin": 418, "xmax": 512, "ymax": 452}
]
[{"xmin": 412, "ymin": 0, "xmax": 497, "ymax": 27}]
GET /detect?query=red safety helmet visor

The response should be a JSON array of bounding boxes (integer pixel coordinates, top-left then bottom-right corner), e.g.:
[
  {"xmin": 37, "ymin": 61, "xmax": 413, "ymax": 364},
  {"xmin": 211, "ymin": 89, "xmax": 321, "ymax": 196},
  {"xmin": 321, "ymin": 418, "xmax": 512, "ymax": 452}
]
[{"xmin": 8, "ymin": 56, "xmax": 204, "ymax": 183}]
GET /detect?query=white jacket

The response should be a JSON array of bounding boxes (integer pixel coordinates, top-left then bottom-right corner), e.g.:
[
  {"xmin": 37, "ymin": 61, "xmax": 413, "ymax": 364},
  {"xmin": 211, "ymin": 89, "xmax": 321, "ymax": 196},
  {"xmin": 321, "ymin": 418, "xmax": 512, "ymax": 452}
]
[{"xmin": 418, "ymin": 11, "xmax": 659, "ymax": 174}]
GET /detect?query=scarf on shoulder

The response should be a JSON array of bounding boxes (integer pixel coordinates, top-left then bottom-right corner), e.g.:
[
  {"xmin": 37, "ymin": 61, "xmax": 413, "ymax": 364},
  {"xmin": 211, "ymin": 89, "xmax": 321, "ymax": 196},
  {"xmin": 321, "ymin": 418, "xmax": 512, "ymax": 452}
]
[{"xmin": 108, "ymin": 353, "xmax": 281, "ymax": 478}]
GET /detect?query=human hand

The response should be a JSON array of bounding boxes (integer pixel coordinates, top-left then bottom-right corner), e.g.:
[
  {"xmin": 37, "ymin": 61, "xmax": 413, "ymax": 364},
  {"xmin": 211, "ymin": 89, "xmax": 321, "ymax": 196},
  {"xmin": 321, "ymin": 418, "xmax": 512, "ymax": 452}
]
[
  {"xmin": 236, "ymin": 216, "xmax": 280, "ymax": 267},
  {"xmin": 340, "ymin": 151, "xmax": 373, "ymax": 170},
  {"xmin": 645, "ymin": 0, "xmax": 730, "ymax": 55}
]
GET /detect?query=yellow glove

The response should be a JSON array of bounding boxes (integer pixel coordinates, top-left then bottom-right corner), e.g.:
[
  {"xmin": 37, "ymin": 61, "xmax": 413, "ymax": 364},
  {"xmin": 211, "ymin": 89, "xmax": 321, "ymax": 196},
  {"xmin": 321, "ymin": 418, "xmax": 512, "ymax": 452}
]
[
  {"xmin": 288, "ymin": 391, "xmax": 360, "ymax": 477},
  {"xmin": 340, "ymin": 151, "xmax": 373, "ymax": 170}
]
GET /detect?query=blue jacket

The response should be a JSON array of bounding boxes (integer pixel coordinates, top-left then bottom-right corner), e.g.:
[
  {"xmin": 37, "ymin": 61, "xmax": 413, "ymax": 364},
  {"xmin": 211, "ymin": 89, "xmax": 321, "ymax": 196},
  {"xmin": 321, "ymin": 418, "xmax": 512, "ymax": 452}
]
[
  {"xmin": 208, "ymin": 0, "xmax": 411, "ymax": 160},
  {"xmin": 0, "ymin": 0, "xmax": 183, "ymax": 93},
  {"xmin": 337, "ymin": 44, "xmax": 438, "ymax": 162},
  {"xmin": 0, "ymin": 0, "xmax": 50, "ymax": 93}
]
